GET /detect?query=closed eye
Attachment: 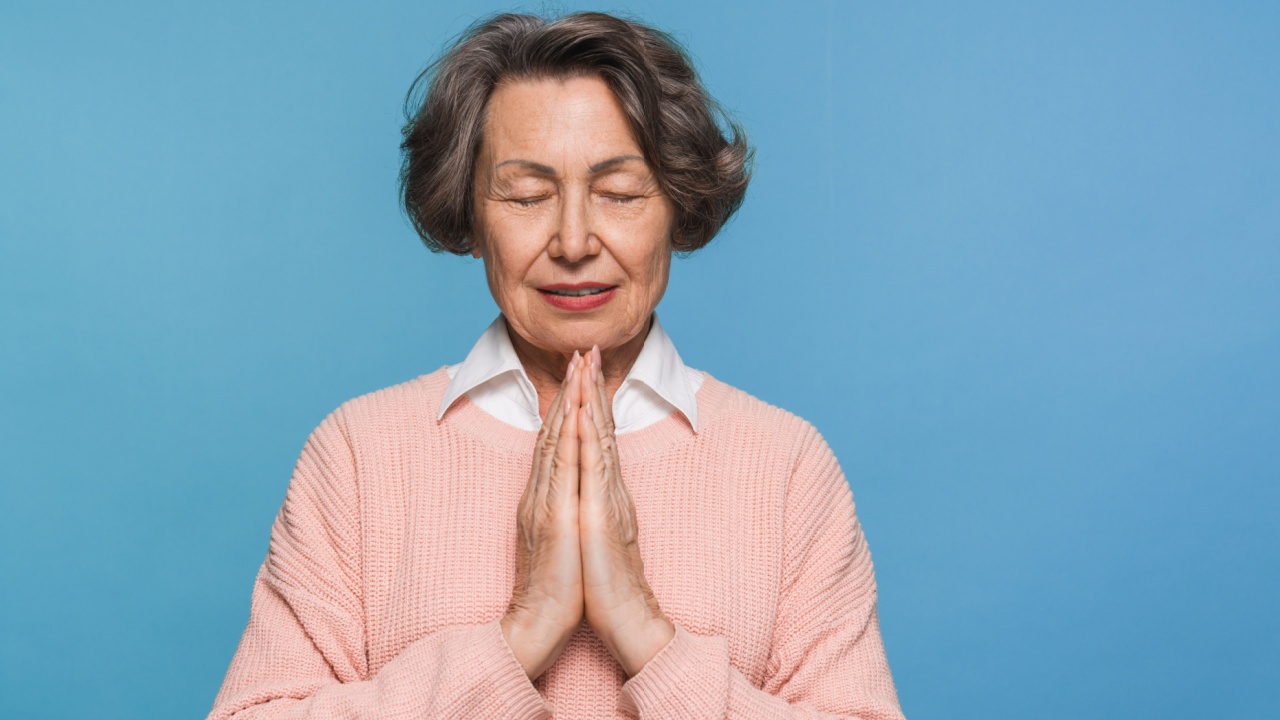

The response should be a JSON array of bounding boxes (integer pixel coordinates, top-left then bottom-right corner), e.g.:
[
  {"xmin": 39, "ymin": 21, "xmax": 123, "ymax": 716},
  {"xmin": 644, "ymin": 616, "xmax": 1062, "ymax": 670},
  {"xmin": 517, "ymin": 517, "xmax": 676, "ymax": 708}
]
[
  {"xmin": 509, "ymin": 196, "xmax": 548, "ymax": 208},
  {"xmin": 602, "ymin": 194, "xmax": 641, "ymax": 204}
]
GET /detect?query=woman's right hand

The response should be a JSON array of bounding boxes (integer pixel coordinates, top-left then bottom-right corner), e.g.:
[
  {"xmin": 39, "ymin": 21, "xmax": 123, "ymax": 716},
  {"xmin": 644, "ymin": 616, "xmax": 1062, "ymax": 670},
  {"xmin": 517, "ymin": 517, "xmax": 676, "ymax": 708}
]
[{"xmin": 501, "ymin": 352, "xmax": 585, "ymax": 679}]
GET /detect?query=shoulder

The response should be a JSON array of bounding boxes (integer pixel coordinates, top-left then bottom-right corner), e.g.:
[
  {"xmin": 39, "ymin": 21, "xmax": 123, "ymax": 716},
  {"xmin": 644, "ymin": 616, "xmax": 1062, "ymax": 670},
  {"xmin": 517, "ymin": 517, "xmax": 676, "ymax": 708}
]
[
  {"xmin": 312, "ymin": 367, "xmax": 453, "ymax": 445},
  {"xmin": 271, "ymin": 369, "xmax": 454, "ymax": 567},
  {"xmin": 694, "ymin": 373, "xmax": 835, "ymax": 472}
]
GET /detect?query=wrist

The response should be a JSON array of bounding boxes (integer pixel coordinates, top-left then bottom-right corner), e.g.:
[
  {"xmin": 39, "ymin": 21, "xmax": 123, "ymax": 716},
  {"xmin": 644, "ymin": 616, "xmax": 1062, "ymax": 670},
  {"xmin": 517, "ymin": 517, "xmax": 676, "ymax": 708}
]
[
  {"xmin": 609, "ymin": 615, "xmax": 676, "ymax": 677},
  {"xmin": 501, "ymin": 609, "xmax": 575, "ymax": 679}
]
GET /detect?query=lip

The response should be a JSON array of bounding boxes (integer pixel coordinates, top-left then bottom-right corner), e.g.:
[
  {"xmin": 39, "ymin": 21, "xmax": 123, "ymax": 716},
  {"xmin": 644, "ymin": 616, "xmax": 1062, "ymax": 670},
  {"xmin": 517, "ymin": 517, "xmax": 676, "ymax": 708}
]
[{"xmin": 536, "ymin": 283, "xmax": 618, "ymax": 311}]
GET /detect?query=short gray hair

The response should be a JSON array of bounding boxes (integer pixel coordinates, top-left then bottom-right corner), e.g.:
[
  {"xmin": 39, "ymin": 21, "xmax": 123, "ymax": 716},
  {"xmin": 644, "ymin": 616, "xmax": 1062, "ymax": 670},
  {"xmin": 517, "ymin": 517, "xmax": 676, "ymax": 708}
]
[{"xmin": 399, "ymin": 11, "xmax": 753, "ymax": 254}]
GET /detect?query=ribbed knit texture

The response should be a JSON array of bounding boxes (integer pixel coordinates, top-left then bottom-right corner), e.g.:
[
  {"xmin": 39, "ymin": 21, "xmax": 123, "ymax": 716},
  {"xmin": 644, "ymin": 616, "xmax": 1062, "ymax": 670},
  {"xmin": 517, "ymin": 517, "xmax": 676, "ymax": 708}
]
[{"xmin": 208, "ymin": 368, "xmax": 904, "ymax": 719}]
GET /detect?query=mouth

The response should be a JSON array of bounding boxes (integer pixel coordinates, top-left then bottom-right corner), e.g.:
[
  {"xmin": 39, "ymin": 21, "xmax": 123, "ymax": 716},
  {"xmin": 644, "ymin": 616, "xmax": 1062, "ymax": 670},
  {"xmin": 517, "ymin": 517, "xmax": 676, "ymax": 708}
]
[
  {"xmin": 537, "ymin": 283, "xmax": 617, "ymax": 296},
  {"xmin": 540, "ymin": 287, "xmax": 613, "ymax": 297},
  {"xmin": 536, "ymin": 283, "xmax": 619, "ymax": 310}
]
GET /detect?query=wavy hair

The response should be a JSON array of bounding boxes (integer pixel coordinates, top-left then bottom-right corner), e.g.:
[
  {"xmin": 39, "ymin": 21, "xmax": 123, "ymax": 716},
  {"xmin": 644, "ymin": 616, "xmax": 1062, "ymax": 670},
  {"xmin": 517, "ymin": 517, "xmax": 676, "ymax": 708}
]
[{"xmin": 400, "ymin": 11, "xmax": 753, "ymax": 254}]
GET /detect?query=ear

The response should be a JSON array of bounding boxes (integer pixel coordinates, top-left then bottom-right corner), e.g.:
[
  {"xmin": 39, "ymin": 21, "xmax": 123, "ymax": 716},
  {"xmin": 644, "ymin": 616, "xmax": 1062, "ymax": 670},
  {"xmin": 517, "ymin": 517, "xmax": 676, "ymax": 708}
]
[{"xmin": 469, "ymin": 236, "xmax": 484, "ymax": 259}]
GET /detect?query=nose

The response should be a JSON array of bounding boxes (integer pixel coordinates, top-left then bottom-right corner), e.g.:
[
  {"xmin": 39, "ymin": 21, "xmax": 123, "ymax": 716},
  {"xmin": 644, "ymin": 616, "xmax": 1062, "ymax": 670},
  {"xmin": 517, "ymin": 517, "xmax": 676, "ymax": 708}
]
[{"xmin": 548, "ymin": 189, "xmax": 599, "ymax": 263}]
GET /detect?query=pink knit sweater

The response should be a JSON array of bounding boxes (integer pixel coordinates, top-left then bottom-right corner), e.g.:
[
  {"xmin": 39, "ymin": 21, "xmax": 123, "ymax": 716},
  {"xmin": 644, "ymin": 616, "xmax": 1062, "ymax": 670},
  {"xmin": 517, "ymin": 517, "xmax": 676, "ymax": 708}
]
[{"xmin": 208, "ymin": 368, "xmax": 904, "ymax": 719}]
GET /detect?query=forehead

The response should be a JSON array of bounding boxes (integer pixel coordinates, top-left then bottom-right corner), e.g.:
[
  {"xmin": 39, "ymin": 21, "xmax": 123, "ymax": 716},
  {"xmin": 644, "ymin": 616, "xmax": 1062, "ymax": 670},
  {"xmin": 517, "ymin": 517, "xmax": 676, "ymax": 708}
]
[{"xmin": 481, "ymin": 74, "xmax": 642, "ymax": 165}]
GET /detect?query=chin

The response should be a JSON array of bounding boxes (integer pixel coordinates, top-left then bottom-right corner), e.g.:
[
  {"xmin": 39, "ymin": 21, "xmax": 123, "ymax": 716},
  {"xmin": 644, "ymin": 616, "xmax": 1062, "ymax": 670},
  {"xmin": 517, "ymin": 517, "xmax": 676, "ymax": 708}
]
[{"xmin": 526, "ymin": 320, "xmax": 626, "ymax": 354}]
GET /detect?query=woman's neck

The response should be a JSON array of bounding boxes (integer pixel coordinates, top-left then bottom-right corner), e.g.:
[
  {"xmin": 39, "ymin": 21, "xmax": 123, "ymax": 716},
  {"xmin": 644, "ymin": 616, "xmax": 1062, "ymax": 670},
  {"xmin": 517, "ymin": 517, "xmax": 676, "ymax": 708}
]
[{"xmin": 507, "ymin": 318, "xmax": 650, "ymax": 421}]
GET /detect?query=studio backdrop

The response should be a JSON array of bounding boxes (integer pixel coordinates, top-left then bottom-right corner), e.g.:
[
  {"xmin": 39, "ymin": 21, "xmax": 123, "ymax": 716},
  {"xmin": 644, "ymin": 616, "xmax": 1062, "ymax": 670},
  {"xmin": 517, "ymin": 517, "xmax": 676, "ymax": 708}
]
[{"xmin": 1, "ymin": 1, "xmax": 1277, "ymax": 718}]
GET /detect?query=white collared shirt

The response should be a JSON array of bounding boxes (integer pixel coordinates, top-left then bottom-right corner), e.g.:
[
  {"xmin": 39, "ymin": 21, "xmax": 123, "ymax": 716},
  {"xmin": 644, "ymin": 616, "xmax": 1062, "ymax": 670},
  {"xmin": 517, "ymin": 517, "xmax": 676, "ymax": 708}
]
[{"xmin": 438, "ymin": 314, "xmax": 703, "ymax": 434}]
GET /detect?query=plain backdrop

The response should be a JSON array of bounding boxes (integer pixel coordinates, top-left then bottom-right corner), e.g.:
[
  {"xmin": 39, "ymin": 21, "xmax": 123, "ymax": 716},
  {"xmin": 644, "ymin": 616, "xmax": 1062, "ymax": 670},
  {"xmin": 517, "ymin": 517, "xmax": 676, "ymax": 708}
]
[{"xmin": 2, "ymin": 1, "xmax": 1277, "ymax": 718}]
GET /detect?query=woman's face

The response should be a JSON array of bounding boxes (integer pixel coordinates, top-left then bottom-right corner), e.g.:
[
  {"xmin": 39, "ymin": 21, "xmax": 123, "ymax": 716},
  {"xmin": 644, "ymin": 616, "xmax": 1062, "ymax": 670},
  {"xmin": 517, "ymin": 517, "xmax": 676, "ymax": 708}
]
[{"xmin": 472, "ymin": 74, "xmax": 674, "ymax": 355}]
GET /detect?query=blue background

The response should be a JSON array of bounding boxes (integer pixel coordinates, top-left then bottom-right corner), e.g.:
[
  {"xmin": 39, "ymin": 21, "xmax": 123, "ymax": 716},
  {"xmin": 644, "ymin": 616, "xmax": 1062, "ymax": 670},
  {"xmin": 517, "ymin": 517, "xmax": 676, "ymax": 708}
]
[{"xmin": 2, "ymin": 1, "xmax": 1277, "ymax": 718}]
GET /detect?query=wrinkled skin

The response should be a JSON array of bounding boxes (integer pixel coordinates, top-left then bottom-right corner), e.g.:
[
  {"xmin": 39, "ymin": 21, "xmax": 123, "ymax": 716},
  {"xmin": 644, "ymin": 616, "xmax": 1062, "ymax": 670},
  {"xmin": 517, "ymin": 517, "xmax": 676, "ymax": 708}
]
[
  {"xmin": 503, "ymin": 354, "xmax": 586, "ymax": 680},
  {"xmin": 576, "ymin": 346, "xmax": 672, "ymax": 677},
  {"xmin": 502, "ymin": 348, "xmax": 673, "ymax": 680}
]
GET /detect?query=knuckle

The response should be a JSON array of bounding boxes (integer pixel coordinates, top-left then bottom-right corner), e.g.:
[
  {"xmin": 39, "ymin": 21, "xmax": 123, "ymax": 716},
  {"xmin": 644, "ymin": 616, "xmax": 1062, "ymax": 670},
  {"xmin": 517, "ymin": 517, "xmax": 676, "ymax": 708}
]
[{"xmin": 539, "ymin": 436, "xmax": 557, "ymax": 457}]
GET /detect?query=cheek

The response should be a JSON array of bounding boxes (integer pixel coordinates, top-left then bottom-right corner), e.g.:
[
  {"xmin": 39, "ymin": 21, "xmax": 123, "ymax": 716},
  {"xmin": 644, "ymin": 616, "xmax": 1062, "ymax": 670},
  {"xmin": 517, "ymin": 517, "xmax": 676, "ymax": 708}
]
[
  {"xmin": 484, "ymin": 244, "xmax": 523, "ymax": 304},
  {"xmin": 475, "ymin": 219, "xmax": 513, "ymax": 298},
  {"xmin": 481, "ymin": 250, "xmax": 507, "ymax": 300},
  {"xmin": 622, "ymin": 233, "xmax": 672, "ymax": 309},
  {"xmin": 478, "ymin": 215, "xmax": 544, "ymax": 303},
  {"xmin": 651, "ymin": 256, "xmax": 671, "ymax": 306},
  {"xmin": 645, "ymin": 245, "xmax": 670, "ymax": 290},
  {"xmin": 645, "ymin": 207, "xmax": 674, "ymax": 291}
]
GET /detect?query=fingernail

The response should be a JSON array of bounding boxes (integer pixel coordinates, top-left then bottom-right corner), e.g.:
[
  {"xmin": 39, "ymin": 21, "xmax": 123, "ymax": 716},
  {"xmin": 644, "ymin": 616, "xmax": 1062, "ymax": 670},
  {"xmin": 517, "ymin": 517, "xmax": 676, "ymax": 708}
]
[
  {"xmin": 587, "ymin": 403, "xmax": 593, "ymax": 419},
  {"xmin": 567, "ymin": 361, "xmax": 575, "ymax": 381},
  {"xmin": 564, "ymin": 399, "xmax": 571, "ymax": 417}
]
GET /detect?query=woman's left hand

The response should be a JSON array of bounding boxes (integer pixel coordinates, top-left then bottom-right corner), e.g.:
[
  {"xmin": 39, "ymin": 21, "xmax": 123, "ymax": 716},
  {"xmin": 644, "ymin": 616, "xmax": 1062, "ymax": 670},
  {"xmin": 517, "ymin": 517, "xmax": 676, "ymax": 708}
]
[{"xmin": 576, "ymin": 345, "xmax": 675, "ymax": 677}]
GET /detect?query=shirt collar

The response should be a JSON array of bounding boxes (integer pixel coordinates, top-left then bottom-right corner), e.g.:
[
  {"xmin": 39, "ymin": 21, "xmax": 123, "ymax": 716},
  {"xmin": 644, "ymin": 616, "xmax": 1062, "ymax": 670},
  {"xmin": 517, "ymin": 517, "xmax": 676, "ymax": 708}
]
[
  {"xmin": 437, "ymin": 315, "xmax": 540, "ymax": 426},
  {"xmin": 617, "ymin": 314, "xmax": 699, "ymax": 432},
  {"xmin": 438, "ymin": 313, "xmax": 698, "ymax": 432}
]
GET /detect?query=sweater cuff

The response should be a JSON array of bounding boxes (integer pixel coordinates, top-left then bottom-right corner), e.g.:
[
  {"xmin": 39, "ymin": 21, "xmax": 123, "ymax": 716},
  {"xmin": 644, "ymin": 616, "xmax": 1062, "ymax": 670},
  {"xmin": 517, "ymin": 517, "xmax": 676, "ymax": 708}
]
[
  {"xmin": 436, "ymin": 620, "xmax": 552, "ymax": 719},
  {"xmin": 617, "ymin": 623, "xmax": 729, "ymax": 719}
]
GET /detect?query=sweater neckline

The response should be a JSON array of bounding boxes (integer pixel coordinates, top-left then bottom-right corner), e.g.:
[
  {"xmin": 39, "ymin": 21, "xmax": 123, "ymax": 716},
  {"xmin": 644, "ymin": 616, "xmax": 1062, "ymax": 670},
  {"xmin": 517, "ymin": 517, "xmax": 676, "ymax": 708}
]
[{"xmin": 426, "ymin": 367, "xmax": 733, "ymax": 461}]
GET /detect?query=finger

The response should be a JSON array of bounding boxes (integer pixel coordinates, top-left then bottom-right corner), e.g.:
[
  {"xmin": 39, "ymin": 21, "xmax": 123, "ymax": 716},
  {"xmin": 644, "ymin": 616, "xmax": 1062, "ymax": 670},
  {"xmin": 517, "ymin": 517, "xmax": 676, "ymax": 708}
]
[
  {"xmin": 582, "ymin": 354, "xmax": 634, "ymax": 542},
  {"xmin": 537, "ymin": 352, "xmax": 580, "ymax": 475},
  {"xmin": 589, "ymin": 345, "xmax": 616, "ymax": 437},
  {"xmin": 577, "ymin": 403, "xmax": 606, "ymax": 510},
  {"xmin": 585, "ymin": 347, "xmax": 620, "ymax": 489},
  {"xmin": 579, "ymin": 402, "xmax": 641, "ymax": 554},
  {"xmin": 528, "ymin": 353, "xmax": 580, "ymax": 528},
  {"xmin": 549, "ymin": 350, "xmax": 581, "ymax": 435},
  {"xmin": 577, "ymin": 350, "xmax": 609, "ymax": 442},
  {"xmin": 549, "ymin": 375, "xmax": 581, "ymax": 505}
]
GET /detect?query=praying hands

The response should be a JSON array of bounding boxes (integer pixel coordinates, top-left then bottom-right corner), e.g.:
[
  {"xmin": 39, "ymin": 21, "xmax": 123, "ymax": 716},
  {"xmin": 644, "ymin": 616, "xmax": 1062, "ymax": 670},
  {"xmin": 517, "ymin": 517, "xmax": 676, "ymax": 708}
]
[{"xmin": 500, "ymin": 346, "xmax": 675, "ymax": 680}]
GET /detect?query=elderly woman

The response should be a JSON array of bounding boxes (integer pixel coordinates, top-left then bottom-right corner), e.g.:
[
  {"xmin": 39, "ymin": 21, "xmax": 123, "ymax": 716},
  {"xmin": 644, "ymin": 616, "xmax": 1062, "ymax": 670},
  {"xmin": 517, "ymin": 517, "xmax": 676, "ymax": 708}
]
[{"xmin": 209, "ymin": 11, "xmax": 903, "ymax": 720}]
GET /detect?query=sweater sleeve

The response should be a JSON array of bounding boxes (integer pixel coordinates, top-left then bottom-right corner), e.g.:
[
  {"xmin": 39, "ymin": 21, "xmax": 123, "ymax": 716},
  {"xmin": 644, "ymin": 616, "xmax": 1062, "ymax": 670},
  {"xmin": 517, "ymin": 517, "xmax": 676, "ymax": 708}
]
[
  {"xmin": 206, "ymin": 410, "xmax": 550, "ymax": 720},
  {"xmin": 617, "ymin": 427, "xmax": 905, "ymax": 720}
]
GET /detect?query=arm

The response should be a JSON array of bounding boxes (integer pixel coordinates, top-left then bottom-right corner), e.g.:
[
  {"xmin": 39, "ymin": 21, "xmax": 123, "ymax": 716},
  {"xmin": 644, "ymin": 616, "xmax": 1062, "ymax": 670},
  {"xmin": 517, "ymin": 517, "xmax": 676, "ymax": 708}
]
[
  {"xmin": 206, "ymin": 410, "xmax": 550, "ymax": 720},
  {"xmin": 617, "ymin": 427, "xmax": 905, "ymax": 720}
]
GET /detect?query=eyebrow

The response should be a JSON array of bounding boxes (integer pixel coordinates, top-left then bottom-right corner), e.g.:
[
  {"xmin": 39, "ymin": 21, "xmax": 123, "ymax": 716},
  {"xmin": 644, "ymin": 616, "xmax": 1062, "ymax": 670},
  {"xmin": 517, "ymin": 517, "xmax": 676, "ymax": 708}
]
[
  {"xmin": 588, "ymin": 155, "xmax": 645, "ymax": 173},
  {"xmin": 493, "ymin": 155, "xmax": 646, "ymax": 176}
]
